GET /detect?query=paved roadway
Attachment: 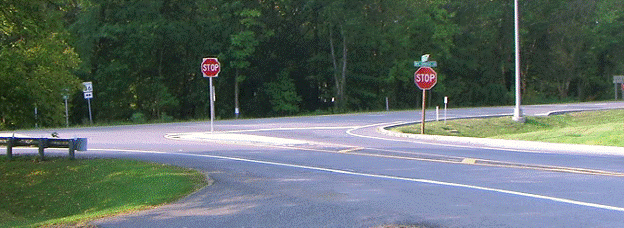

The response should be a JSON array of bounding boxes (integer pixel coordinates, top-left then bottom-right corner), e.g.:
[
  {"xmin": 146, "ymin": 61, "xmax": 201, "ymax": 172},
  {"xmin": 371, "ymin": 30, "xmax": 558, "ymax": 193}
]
[{"xmin": 5, "ymin": 102, "xmax": 624, "ymax": 227}]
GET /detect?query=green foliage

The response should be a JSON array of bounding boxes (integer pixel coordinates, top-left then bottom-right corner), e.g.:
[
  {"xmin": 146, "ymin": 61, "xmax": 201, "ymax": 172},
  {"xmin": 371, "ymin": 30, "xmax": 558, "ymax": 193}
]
[
  {"xmin": 3, "ymin": 0, "xmax": 624, "ymax": 126},
  {"xmin": 0, "ymin": 0, "xmax": 82, "ymax": 129},
  {"xmin": 265, "ymin": 68, "xmax": 302, "ymax": 115},
  {"xmin": 130, "ymin": 112, "xmax": 146, "ymax": 124}
]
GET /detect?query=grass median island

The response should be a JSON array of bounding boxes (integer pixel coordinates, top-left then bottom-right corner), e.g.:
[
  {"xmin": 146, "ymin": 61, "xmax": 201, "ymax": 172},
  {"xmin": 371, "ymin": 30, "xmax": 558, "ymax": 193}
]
[
  {"xmin": 394, "ymin": 109, "xmax": 624, "ymax": 147},
  {"xmin": 0, "ymin": 156, "xmax": 208, "ymax": 227}
]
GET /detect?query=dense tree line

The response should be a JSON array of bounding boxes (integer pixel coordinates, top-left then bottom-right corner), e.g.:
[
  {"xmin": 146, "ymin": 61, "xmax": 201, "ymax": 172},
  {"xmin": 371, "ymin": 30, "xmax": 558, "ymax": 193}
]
[{"xmin": 1, "ymin": 0, "xmax": 623, "ymax": 129}]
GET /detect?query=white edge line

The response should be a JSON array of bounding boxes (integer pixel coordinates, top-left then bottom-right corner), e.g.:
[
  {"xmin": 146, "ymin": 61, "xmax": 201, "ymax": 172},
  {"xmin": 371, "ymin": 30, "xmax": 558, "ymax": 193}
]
[
  {"xmin": 87, "ymin": 148, "xmax": 624, "ymax": 213},
  {"xmin": 345, "ymin": 122, "xmax": 523, "ymax": 153}
]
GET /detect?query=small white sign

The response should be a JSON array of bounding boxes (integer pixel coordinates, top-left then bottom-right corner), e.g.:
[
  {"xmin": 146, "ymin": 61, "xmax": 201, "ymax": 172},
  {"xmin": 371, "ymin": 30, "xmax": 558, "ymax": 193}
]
[
  {"xmin": 421, "ymin": 54, "xmax": 430, "ymax": 62},
  {"xmin": 84, "ymin": 92, "xmax": 93, "ymax": 99},
  {"xmin": 83, "ymin": 82, "xmax": 93, "ymax": 92}
]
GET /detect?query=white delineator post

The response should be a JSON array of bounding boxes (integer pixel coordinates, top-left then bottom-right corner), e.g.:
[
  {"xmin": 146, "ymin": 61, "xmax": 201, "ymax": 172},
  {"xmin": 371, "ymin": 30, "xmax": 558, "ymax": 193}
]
[
  {"xmin": 444, "ymin": 96, "xmax": 448, "ymax": 124},
  {"xmin": 436, "ymin": 106, "xmax": 439, "ymax": 122}
]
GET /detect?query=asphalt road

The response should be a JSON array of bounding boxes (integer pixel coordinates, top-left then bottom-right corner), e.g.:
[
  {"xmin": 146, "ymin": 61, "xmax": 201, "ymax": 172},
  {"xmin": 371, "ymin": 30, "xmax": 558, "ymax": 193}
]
[{"xmin": 5, "ymin": 102, "xmax": 624, "ymax": 227}]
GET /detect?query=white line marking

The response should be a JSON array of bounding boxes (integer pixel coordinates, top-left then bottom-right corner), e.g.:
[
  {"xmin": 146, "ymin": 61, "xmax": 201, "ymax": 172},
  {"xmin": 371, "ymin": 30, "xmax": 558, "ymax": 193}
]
[
  {"xmin": 345, "ymin": 121, "xmax": 549, "ymax": 154},
  {"xmin": 221, "ymin": 126, "xmax": 359, "ymax": 133},
  {"xmin": 89, "ymin": 148, "xmax": 624, "ymax": 212}
]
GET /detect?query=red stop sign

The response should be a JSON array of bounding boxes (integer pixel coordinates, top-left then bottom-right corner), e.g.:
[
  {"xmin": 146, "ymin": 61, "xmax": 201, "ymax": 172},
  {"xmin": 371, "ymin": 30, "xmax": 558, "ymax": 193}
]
[
  {"xmin": 414, "ymin": 67, "xmax": 437, "ymax": 90},
  {"xmin": 201, "ymin": 58, "xmax": 221, "ymax": 77}
]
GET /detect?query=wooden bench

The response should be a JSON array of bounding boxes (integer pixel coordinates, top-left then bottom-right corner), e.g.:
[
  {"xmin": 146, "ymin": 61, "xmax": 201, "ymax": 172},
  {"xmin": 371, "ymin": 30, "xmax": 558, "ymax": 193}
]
[{"xmin": 1, "ymin": 136, "xmax": 87, "ymax": 160}]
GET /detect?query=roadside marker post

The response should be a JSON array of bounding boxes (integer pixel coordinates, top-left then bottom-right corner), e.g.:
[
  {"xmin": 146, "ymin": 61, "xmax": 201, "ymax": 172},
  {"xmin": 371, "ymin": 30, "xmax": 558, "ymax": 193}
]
[
  {"xmin": 436, "ymin": 106, "xmax": 439, "ymax": 122},
  {"xmin": 444, "ymin": 96, "xmax": 448, "ymax": 124}
]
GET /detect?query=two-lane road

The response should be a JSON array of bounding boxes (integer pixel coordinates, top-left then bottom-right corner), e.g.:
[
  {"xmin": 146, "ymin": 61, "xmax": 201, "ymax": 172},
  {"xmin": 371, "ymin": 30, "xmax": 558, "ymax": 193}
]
[{"xmin": 6, "ymin": 102, "xmax": 624, "ymax": 227}]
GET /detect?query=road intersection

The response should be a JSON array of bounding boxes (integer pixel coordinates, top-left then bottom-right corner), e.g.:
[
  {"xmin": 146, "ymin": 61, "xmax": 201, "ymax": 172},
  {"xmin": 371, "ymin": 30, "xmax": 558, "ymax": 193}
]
[{"xmin": 5, "ymin": 102, "xmax": 624, "ymax": 227}]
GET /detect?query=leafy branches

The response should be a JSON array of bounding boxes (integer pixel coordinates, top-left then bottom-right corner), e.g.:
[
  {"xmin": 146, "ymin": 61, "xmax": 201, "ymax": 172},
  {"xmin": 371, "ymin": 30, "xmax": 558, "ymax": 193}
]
[{"xmin": 0, "ymin": 0, "xmax": 81, "ymax": 129}]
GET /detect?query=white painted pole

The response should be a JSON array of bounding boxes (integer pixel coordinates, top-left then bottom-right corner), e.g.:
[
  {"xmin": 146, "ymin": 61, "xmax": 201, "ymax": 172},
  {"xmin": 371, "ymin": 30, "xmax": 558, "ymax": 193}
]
[
  {"xmin": 512, "ymin": 0, "xmax": 525, "ymax": 123},
  {"xmin": 436, "ymin": 106, "xmax": 439, "ymax": 122},
  {"xmin": 64, "ymin": 96, "xmax": 69, "ymax": 128},
  {"xmin": 444, "ymin": 96, "xmax": 448, "ymax": 124}
]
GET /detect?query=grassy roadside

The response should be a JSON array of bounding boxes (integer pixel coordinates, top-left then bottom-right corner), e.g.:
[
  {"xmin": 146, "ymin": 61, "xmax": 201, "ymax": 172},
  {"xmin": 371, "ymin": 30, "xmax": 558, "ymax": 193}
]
[
  {"xmin": 393, "ymin": 109, "xmax": 624, "ymax": 147},
  {"xmin": 0, "ymin": 156, "xmax": 208, "ymax": 227}
]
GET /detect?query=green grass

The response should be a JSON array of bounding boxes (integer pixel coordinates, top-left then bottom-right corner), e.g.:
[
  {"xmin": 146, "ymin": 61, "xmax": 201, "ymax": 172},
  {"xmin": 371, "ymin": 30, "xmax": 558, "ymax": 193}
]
[
  {"xmin": 394, "ymin": 109, "xmax": 624, "ymax": 147},
  {"xmin": 0, "ymin": 156, "xmax": 208, "ymax": 227}
]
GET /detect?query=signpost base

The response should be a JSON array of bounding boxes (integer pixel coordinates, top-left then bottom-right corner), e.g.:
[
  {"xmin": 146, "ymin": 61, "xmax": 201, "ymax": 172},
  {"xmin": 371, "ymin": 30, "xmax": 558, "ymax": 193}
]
[{"xmin": 512, "ymin": 108, "xmax": 525, "ymax": 123}]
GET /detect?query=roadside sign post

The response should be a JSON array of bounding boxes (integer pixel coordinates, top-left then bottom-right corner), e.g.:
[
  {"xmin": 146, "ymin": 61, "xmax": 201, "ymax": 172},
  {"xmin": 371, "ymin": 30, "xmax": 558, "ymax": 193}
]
[
  {"xmin": 64, "ymin": 96, "xmax": 68, "ymax": 127},
  {"xmin": 82, "ymin": 82, "xmax": 93, "ymax": 125},
  {"xmin": 202, "ymin": 58, "xmax": 221, "ymax": 133},
  {"xmin": 62, "ymin": 88, "xmax": 69, "ymax": 128},
  {"xmin": 614, "ymin": 76, "xmax": 624, "ymax": 100},
  {"xmin": 414, "ymin": 64, "xmax": 438, "ymax": 134}
]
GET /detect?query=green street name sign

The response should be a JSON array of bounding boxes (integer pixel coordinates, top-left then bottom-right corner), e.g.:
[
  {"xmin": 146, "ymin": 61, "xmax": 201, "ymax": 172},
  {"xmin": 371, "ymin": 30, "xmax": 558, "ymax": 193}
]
[{"xmin": 414, "ymin": 61, "xmax": 437, "ymax": 68}]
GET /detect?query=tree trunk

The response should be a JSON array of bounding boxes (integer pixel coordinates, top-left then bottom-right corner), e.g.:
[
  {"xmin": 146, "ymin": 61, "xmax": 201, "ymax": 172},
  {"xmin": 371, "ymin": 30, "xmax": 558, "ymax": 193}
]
[
  {"xmin": 329, "ymin": 27, "xmax": 340, "ymax": 110},
  {"xmin": 340, "ymin": 25, "xmax": 347, "ymax": 110},
  {"xmin": 235, "ymin": 68, "xmax": 240, "ymax": 118},
  {"xmin": 557, "ymin": 78, "xmax": 571, "ymax": 98}
]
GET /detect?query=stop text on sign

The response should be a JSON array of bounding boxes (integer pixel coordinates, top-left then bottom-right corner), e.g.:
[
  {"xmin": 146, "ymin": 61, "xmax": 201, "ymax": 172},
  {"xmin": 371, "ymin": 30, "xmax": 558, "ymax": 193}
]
[
  {"xmin": 201, "ymin": 58, "xmax": 221, "ymax": 77},
  {"xmin": 202, "ymin": 64, "xmax": 219, "ymax": 72},
  {"xmin": 415, "ymin": 73, "xmax": 436, "ymax": 83},
  {"xmin": 414, "ymin": 67, "xmax": 437, "ymax": 90}
]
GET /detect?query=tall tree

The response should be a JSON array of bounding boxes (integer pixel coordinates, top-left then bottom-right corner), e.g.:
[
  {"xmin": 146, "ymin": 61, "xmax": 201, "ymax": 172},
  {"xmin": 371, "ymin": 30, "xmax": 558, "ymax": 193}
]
[
  {"xmin": 72, "ymin": 0, "xmax": 221, "ymax": 121},
  {"xmin": 226, "ymin": 2, "xmax": 268, "ymax": 118},
  {"xmin": 0, "ymin": 0, "xmax": 81, "ymax": 129},
  {"xmin": 548, "ymin": 0, "xmax": 598, "ymax": 99}
]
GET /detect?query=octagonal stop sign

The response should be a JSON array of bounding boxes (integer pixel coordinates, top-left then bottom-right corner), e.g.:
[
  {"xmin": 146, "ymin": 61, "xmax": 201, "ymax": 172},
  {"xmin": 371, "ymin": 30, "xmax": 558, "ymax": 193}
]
[
  {"xmin": 414, "ymin": 67, "xmax": 437, "ymax": 90},
  {"xmin": 201, "ymin": 58, "xmax": 220, "ymax": 77}
]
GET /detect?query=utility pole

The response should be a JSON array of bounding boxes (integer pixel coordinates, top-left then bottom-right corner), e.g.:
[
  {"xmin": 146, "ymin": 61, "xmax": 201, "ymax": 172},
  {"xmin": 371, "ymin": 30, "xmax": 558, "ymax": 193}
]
[{"xmin": 512, "ymin": 0, "xmax": 525, "ymax": 123}]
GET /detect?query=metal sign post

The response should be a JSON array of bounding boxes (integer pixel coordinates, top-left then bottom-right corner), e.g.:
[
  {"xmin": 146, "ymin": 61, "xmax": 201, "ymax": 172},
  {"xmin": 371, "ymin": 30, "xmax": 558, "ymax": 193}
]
[
  {"xmin": 209, "ymin": 77, "xmax": 215, "ymax": 132},
  {"xmin": 64, "ymin": 95, "xmax": 69, "ymax": 127},
  {"xmin": 201, "ymin": 58, "xmax": 221, "ymax": 133},
  {"xmin": 34, "ymin": 106, "xmax": 38, "ymax": 128},
  {"xmin": 614, "ymin": 76, "xmax": 624, "ymax": 100},
  {"xmin": 62, "ymin": 88, "xmax": 69, "ymax": 128},
  {"xmin": 87, "ymin": 99, "xmax": 93, "ymax": 125}
]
